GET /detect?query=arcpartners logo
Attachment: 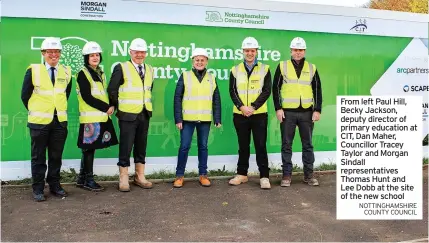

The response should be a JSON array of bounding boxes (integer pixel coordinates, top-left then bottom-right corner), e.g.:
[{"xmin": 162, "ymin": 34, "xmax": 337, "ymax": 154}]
[
  {"xmin": 80, "ymin": 1, "xmax": 107, "ymax": 18},
  {"xmin": 31, "ymin": 36, "xmax": 94, "ymax": 75},
  {"xmin": 403, "ymin": 85, "xmax": 429, "ymax": 93},
  {"xmin": 350, "ymin": 19, "xmax": 367, "ymax": 33}
]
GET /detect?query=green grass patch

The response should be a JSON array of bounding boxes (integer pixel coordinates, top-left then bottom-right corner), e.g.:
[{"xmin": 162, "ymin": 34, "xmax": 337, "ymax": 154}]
[{"xmin": 2, "ymin": 159, "xmax": 426, "ymax": 185}]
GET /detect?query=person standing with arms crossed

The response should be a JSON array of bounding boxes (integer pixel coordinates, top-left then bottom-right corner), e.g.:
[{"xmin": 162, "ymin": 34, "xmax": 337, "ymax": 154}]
[
  {"xmin": 107, "ymin": 38, "xmax": 154, "ymax": 192},
  {"xmin": 75, "ymin": 41, "xmax": 118, "ymax": 192},
  {"xmin": 272, "ymin": 37, "xmax": 322, "ymax": 187},
  {"xmin": 21, "ymin": 37, "xmax": 72, "ymax": 201},
  {"xmin": 228, "ymin": 37, "xmax": 272, "ymax": 189}
]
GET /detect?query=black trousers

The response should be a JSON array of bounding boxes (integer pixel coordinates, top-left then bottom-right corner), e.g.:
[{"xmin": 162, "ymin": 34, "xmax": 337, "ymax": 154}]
[
  {"xmin": 30, "ymin": 117, "xmax": 68, "ymax": 193},
  {"xmin": 117, "ymin": 111, "xmax": 150, "ymax": 167},
  {"xmin": 280, "ymin": 110, "xmax": 315, "ymax": 177},
  {"xmin": 233, "ymin": 113, "xmax": 270, "ymax": 178}
]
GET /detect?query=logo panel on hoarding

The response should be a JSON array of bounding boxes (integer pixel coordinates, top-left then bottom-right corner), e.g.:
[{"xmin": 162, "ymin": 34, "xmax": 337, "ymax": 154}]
[
  {"xmin": 80, "ymin": 1, "xmax": 107, "ymax": 18},
  {"xmin": 205, "ymin": 10, "xmax": 269, "ymax": 25},
  {"xmin": 350, "ymin": 19, "xmax": 367, "ymax": 33}
]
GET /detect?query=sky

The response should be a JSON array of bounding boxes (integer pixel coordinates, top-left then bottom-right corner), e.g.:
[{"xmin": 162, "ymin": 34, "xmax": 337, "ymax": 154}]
[{"xmin": 267, "ymin": 0, "xmax": 370, "ymax": 8}]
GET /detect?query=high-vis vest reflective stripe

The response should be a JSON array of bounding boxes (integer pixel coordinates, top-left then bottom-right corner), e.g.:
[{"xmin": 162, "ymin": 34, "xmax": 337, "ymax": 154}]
[
  {"xmin": 182, "ymin": 71, "xmax": 216, "ymax": 122},
  {"xmin": 279, "ymin": 60, "xmax": 315, "ymax": 109},
  {"xmin": 231, "ymin": 62, "xmax": 269, "ymax": 114},
  {"xmin": 27, "ymin": 64, "xmax": 71, "ymax": 124},
  {"xmin": 76, "ymin": 67, "xmax": 109, "ymax": 123},
  {"xmin": 118, "ymin": 61, "xmax": 153, "ymax": 114}
]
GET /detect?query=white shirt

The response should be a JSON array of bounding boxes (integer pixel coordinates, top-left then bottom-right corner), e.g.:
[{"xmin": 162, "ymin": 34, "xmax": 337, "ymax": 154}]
[
  {"xmin": 45, "ymin": 62, "xmax": 59, "ymax": 78},
  {"xmin": 131, "ymin": 60, "xmax": 145, "ymax": 76}
]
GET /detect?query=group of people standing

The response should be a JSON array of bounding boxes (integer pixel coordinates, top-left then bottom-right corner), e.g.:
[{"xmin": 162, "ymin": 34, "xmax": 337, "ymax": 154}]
[{"xmin": 21, "ymin": 35, "xmax": 322, "ymax": 202}]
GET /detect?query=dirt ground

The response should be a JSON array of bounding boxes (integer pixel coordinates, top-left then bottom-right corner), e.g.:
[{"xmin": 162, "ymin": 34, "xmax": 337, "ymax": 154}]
[{"xmin": 1, "ymin": 169, "xmax": 428, "ymax": 242}]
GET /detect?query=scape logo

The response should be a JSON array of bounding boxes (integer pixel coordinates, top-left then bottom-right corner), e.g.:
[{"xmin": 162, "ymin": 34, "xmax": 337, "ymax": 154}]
[
  {"xmin": 31, "ymin": 36, "xmax": 100, "ymax": 75},
  {"xmin": 403, "ymin": 85, "xmax": 410, "ymax": 92}
]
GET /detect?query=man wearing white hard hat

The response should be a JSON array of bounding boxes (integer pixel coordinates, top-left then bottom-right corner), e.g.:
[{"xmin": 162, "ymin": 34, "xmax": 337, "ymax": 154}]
[
  {"xmin": 75, "ymin": 41, "xmax": 118, "ymax": 192},
  {"xmin": 228, "ymin": 37, "xmax": 272, "ymax": 189},
  {"xmin": 21, "ymin": 37, "xmax": 72, "ymax": 201},
  {"xmin": 272, "ymin": 37, "xmax": 322, "ymax": 187},
  {"xmin": 172, "ymin": 48, "xmax": 222, "ymax": 188},
  {"xmin": 107, "ymin": 38, "xmax": 155, "ymax": 192}
]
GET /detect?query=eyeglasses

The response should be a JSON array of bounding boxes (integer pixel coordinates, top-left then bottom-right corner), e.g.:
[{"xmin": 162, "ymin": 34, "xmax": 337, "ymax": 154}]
[{"xmin": 43, "ymin": 50, "xmax": 61, "ymax": 55}]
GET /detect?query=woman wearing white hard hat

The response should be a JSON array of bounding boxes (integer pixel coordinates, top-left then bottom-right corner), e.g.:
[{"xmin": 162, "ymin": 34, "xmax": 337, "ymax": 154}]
[
  {"xmin": 75, "ymin": 41, "xmax": 118, "ymax": 191},
  {"xmin": 172, "ymin": 47, "xmax": 222, "ymax": 188},
  {"xmin": 272, "ymin": 36, "xmax": 322, "ymax": 187}
]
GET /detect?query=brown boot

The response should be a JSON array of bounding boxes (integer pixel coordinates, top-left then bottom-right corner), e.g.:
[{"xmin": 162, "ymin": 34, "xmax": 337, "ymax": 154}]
[
  {"xmin": 134, "ymin": 163, "xmax": 153, "ymax": 189},
  {"xmin": 118, "ymin": 166, "xmax": 130, "ymax": 192},
  {"xmin": 199, "ymin": 175, "xmax": 211, "ymax": 187}
]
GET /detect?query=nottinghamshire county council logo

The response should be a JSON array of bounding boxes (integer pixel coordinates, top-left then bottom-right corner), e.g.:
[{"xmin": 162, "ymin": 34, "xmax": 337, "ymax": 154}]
[
  {"xmin": 31, "ymin": 36, "xmax": 89, "ymax": 75},
  {"xmin": 205, "ymin": 11, "xmax": 223, "ymax": 22}
]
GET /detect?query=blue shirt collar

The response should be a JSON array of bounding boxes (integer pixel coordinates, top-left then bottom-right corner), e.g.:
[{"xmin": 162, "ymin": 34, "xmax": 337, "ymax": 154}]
[{"xmin": 244, "ymin": 58, "xmax": 258, "ymax": 71}]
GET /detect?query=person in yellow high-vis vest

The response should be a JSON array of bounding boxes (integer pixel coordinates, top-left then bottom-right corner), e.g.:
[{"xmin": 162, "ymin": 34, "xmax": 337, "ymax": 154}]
[
  {"xmin": 172, "ymin": 48, "xmax": 222, "ymax": 188},
  {"xmin": 21, "ymin": 37, "xmax": 72, "ymax": 202},
  {"xmin": 228, "ymin": 37, "xmax": 272, "ymax": 190},
  {"xmin": 107, "ymin": 38, "xmax": 154, "ymax": 192},
  {"xmin": 272, "ymin": 37, "xmax": 322, "ymax": 187},
  {"xmin": 75, "ymin": 41, "xmax": 118, "ymax": 192}
]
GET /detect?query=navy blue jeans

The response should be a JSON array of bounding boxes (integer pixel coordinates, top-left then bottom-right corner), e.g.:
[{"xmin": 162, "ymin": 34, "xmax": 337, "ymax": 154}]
[{"xmin": 176, "ymin": 121, "xmax": 211, "ymax": 176}]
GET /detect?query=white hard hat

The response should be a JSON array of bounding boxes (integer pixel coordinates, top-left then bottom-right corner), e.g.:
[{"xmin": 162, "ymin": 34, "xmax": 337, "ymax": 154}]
[
  {"xmin": 290, "ymin": 37, "xmax": 307, "ymax": 49},
  {"xmin": 41, "ymin": 37, "xmax": 62, "ymax": 50},
  {"xmin": 82, "ymin": 41, "xmax": 102, "ymax": 55},
  {"xmin": 242, "ymin": 37, "xmax": 259, "ymax": 49},
  {"xmin": 191, "ymin": 48, "xmax": 209, "ymax": 59},
  {"xmin": 129, "ymin": 38, "xmax": 148, "ymax": 51}
]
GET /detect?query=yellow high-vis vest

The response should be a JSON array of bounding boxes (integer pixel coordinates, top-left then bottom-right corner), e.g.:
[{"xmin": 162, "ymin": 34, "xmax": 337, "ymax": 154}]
[
  {"xmin": 27, "ymin": 64, "xmax": 71, "ymax": 124},
  {"xmin": 279, "ymin": 60, "xmax": 315, "ymax": 109},
  {"xmin": 182, "ymin": 70, "xmax": 216, "ymax": 122},
  {"xmin": 118, "ymin": 61, "xmax": 153, "ymax": 114},
  {"xmin": 76, "ymin": 67, "xmax": 109, "ymax": 124},
  {"xmin": 231, "ymin": 62, "xmax": 269, "ymax": 114}
]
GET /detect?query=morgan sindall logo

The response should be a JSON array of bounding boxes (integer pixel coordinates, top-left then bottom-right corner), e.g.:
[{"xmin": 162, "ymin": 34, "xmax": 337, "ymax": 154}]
[
  {"xmin": 350, "ymin": 19, "xmax": 367, "ymax": 33},
  {"xmin": 31, "ymin": 36, "xmax": 89, "ymax": 75},
  {"xmin": 205, "ymin": 11, "xmax": 223, "ymax": 22}
]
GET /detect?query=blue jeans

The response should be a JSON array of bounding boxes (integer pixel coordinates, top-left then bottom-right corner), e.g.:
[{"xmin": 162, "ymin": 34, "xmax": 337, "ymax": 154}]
[{"xmin": 176, "ymin": 121, "xmax": 211, "ymax": 177}]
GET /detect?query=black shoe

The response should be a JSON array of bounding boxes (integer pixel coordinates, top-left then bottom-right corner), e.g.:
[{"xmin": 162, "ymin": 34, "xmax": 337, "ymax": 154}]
[
  {"xmin": 76, "ymin": 173, "xmax": 85, "ymax": 187},
  {"xmin": 33, "ymin": 192, "xmax": 46, "ymax": 202},
  {"xmin": 49, "ymin": 185, "xmax": 68, "ymax": 197},
  {"xmin": 83, "ymin": 177, "xmax": 104, "ymax": 192}
]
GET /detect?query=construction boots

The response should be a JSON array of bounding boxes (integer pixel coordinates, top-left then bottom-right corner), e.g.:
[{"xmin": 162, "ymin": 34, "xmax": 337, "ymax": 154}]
[
  {"xmin": 228, "ymin": 175, "xmax": 248, "ymax": 185},
  {"xmin": 133, "ymin": 163, "xmax": 153, "ymax": 189},
  {"xmin": 173, "ymin": 176, "xmax": 184, "ymax": 188},
  {"xmin": 118, "ymin": 166, "xmax": 130, "ymax": 192}
]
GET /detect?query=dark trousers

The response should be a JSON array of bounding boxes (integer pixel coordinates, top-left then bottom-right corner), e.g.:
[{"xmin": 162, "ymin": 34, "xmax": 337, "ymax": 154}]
[
  {"xmin": 233, "ymin": 113, "xmax": 270, "ymax": 178},
  {"xmin": 176, "ymin": 121, "xmax": 211, "ymax": 176},
  {"xmin": 280, "ymin": 110, "xmax": 315, "ymax": 177},
  {"xmin": 80, "ymin": 149, "xmax": 95, "ymax": 178},
  {"xmin": 30, "ymin": 117, "xmax": 68, "ymax": 193},
  {"xmin": 117, "ymin": 111, "xmax": 150, "ymax": 167}
]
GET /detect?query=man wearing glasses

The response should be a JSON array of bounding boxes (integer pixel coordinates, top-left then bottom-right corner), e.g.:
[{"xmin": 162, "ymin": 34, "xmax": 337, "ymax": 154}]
[{"xmin": 21, "ymin": 37, "xmax": 72, "ymax": 202}]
